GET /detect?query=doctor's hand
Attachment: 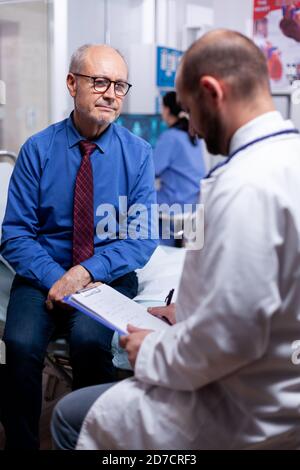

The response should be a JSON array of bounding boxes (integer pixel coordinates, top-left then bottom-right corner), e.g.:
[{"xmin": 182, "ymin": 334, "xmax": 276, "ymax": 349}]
[
  {"xmin": 45, "ymin": 265, "xmax": 93, "ymax": 310},
  {"xmin": 148, "ymin": 303, "xmax": 176, "ymax": 325},
  {"xmin": 119, "ymin": 325, "xmax": 153, "ymax": 368}
]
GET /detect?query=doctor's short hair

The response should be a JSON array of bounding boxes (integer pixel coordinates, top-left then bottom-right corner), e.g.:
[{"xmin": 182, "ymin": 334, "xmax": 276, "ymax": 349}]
[
  {"xmin": 69, "ymin": 44, "xmax": 128, "ymax": 73},
  {"xmin": 181, "ymin": 29, "xmax": 270, "ymax": 100}
]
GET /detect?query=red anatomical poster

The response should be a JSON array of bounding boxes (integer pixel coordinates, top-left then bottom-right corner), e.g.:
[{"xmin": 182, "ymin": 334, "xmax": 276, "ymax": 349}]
[{"xmin": 253, "ymin": 0, "xmax": 300, "ymax": 88}]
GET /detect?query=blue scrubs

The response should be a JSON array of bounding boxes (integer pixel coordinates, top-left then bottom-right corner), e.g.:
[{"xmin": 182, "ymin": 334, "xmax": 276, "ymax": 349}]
[
  {"xmin": 153, "ymin": 127, "xmax": 206, "ymax": 246},
  {"xmin": 153, "ymin": 127, "xmax": 206, "ymax": 208}
]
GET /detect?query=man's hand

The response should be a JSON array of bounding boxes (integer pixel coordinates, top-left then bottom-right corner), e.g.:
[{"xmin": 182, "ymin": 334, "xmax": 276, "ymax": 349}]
[
  {"xmin": 148, "ymin": 303, "xmax": 176, "ymax": 325},
  {"xmin": 46, "ymin": 265, "xmax": 94, "ymax": 310},
  {"xmin": 119, "ymin": 325, "xmax": 153, "ymax": 368}
]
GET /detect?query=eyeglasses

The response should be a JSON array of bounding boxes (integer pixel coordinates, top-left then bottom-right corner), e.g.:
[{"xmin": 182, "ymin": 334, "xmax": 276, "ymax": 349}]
[{"xmin": 71, "ymin": 72, "xmax": 132, "ymax": 97}]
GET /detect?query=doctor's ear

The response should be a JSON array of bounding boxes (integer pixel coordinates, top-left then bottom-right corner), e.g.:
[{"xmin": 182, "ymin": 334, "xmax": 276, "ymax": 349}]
[
  {"xmin": 66, "ymin": 73, "xmax": 77, "ymax": 98},
  {"xmin": 199, "ymin": 76, "xmax": 224, "ymax": 103}
]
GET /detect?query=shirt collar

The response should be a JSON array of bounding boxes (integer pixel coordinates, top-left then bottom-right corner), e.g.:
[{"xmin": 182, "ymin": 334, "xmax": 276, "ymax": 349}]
[
  {"xmin": 229, "ymin": 111, "xmax": 295, "ymax": 156},
  {"xmin": 66, "ymin": 112, "xmax": 114, "ymax": 154}
]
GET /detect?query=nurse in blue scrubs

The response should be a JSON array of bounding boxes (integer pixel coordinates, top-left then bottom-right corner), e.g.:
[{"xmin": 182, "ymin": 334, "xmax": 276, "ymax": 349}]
[{"xmin": 153, "ymin": 91, "xmax": 206, "ymax": 245}]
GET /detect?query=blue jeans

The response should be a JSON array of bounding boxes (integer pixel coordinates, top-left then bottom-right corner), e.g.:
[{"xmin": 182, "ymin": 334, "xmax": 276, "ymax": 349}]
[
  {"xmin": 0, "ymin": 272, "xmax": 137, "ymax": 449},
  {"xmin": 51, "ymin": 383, "xmax": 115, "ymax": 449}
]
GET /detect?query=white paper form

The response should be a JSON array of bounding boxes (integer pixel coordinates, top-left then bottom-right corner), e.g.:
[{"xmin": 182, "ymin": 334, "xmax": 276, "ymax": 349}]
[{"xmin": 67, "ymin": 284, "xmax": 170, "ymax": 335}]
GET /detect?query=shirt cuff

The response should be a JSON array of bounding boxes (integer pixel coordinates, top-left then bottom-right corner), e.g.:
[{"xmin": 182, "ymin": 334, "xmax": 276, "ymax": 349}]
[
  {"xmin": 80, "ymin": 256, "xmax": 111, "ymax": 283},
  {"xmin": 40, "ymin": 264, "xmax": 66, "ymax": 290}
]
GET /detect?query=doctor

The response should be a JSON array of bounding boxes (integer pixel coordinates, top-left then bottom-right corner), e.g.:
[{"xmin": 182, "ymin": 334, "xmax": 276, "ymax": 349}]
[{"xmin": 52, "ymin": 30, "xmax": 300, "ymax": 449}]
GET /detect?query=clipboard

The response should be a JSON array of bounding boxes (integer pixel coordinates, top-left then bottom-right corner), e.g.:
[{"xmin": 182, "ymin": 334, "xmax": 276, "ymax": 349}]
[{"xmin": 64, "ymin": 284, "xmax": 170, "ymax": 335}]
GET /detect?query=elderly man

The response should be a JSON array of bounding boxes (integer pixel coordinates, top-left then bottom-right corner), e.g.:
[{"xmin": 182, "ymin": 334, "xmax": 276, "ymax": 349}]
[
  {"xmin": 0, "ymin": 44, "xmax": 157, "ymax": 449},
  {"xmin": 52, "ymin": 30, "xmax": 300, "ymax": 450}
]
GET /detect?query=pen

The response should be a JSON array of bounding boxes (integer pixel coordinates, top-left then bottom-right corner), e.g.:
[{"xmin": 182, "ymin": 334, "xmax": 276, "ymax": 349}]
[{"xmin": 165, "ymin": 288, "xmax": 174, "ymax": 306}]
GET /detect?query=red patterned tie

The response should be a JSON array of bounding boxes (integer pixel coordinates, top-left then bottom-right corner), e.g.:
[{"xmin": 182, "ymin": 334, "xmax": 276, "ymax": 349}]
[{"xmin": 72, "ymin": 140, "xmax": 97, "ymax": 266}]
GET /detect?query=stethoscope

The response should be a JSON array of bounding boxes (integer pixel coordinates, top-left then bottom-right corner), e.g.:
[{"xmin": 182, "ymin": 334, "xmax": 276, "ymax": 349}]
[{"xmin": 205, "ymin": 129, "xmax": 300, "ymax": 179}]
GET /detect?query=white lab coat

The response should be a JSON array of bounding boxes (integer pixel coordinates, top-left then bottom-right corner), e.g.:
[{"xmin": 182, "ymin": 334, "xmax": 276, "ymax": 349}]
[{"xmin": 77, "ymin": 112, "xmax": 300, "ymax": 450}]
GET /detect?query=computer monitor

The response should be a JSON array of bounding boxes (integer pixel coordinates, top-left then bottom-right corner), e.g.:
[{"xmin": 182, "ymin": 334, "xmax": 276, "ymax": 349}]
[{"xmin": 117, "ymin": 114, "xmax": 167, "ymax": 147}]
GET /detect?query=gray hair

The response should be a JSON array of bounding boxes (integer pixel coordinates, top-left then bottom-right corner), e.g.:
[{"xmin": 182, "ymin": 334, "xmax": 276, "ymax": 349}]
[
  {"xmin": 69, "ymin": 44, "xmax": 91, "ymax": 73},
  {"xmin": 69, "ymin": 44, "xmax": 128, "ymax": 73}
]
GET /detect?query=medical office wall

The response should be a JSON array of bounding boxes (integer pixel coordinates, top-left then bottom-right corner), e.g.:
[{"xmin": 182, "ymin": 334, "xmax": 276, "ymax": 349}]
[
  {"xmin": 0, "ymin": 0, "xmax": 49, "ymax": 154},
  {"xmin": 0, "ymin": 0, "xmax": 254, "ymax": 151}
]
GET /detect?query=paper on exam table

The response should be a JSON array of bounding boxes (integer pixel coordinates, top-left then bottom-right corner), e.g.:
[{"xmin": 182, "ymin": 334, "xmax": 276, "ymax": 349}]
[{"xmin": 134, "ymin": 246, "xmax": 186, "ymax": 302}]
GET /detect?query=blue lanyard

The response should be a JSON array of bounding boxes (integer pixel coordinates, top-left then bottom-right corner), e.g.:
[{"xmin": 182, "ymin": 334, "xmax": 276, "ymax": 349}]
[{"xmin": 205, "ymin": 129, "xmax": 300, "ymax": 179}]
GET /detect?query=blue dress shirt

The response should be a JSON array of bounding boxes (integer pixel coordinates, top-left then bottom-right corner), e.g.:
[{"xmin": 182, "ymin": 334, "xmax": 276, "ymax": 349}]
[
  {"xmin": 0, "ymin": 115, "xmax": 157, "ymax": 291},
  {"xmin": 153, "ymin": 128, "xmax": 206, "ymax": 208}
]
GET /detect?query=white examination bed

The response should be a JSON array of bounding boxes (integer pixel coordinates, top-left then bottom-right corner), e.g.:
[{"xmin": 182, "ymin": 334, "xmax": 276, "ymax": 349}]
[{"xmin": 0, "ymin": 260, "xmax": 14, "ymax": 337}]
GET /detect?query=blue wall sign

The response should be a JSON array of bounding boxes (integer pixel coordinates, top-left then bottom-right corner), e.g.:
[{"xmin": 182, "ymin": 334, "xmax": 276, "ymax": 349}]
[{"xmin": 156, "ymin": 46, "xmax": 183, "ymax": 88}]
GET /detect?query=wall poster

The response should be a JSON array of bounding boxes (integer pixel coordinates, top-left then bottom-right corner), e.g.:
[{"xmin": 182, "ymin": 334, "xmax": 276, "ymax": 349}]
[{"xmin": 253, "ymin": 0, "xmax": 300, "ymax": 88}]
